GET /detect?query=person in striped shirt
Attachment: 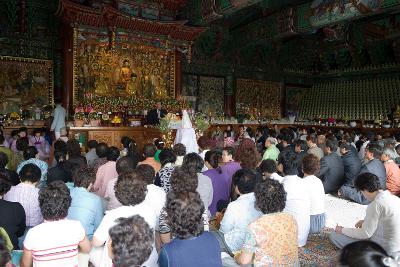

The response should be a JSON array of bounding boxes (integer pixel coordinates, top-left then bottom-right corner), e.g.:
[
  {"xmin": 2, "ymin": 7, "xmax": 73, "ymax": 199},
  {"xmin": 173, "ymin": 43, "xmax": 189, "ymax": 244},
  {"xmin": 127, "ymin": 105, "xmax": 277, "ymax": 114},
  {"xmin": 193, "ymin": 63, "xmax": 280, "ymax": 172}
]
[{"xmin": 20, "ymin": 181, "xmax": 91, "ymax": 267}]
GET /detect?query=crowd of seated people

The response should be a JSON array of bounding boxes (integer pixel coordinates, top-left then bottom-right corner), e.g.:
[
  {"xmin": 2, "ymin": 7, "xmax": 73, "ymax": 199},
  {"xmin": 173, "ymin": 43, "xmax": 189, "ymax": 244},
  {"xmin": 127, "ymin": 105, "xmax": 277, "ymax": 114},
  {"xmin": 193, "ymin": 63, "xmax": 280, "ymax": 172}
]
[{"xmin": 0, "ymin": 125, "xmax": 400, "ymax": 267}]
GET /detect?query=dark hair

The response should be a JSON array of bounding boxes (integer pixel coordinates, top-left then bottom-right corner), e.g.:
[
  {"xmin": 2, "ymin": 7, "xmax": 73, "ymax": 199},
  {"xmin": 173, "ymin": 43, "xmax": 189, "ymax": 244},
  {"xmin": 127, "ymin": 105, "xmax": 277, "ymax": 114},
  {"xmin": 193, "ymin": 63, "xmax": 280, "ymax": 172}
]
[
  {"xmin": 54, "ymin": 149, "xmax": 67, "ymax": 163},
  {"xmin": 16, "ymin": 137, "xmax": 29, "ymax": 152},
  {"xmin": 325, "ymin": 139, "xmax": 338, "ymax": 152},
  {"xmin": 306, "ymin": 134, "xmax": 317, "ymax": 144},
  {"xmin": 0, "ymin": 175, "xmax": 11, "ymax": 196},
  {"xmin": 340, "ymin": 241, "xmax": 391, "ymax": 267},
  {"xmin": 294, "ymin": 139, "xmax": 308, "ymax": 151},
  {"xmin": 19, "ymin": 163, "xmax": 41, "ymax": 183},
  {"xmin": 39, "ymin": 181, "xmax": 71, "ymax": 220},
  {"xmin": 96, "ymin": 142, "xmax": 109, "ymax": 158},
  {"xmin": 354, "ymin": 173, "xmax": 381, "ymax": 192},
  {"xmin": 116, "ymin": 156, "xmax": 135, "ymax": 175},
  {"xmin": 154, "ymin": 138, "xmax": 165, "ymax": 150},
  {"xmin": 254, "ymin": 179, "xmax": 286, "ymax": 214},
  {"xmin": 340, "ymin": 143, "xmax": 353, "ymax": 152},
  {"xmin": 107, "ymin": 146, "xmax": 120, "ymax": 161},
  {"xmin": 87, "ymin": 140, "xmax": 98, "ymax": 149},
  {"xmin": 197, "ymin": 136, "xmax": 210, "ymax": 150},
  {"xmin": 0, "ymin": 239, "xmax": 11, "ymax": 267},
  {"xmin": 166, "ymin": 191, "xmax": 204, "ymax": 239},
  {"xmin": 0, "ymin": 152, "xmax": 8, "ymax": 170},
  {"xmin": 159, "ymin": 148, "xmax": 177, "ymax": 167},
  {"xmin": 115, "ymin": 173, "xmax": 147, "ymax": 206},
  {"xmin": 233, "ymin": 168, "xmax": 259, "ymax": 194},
  {"xmin": 280, "ymin": 134, "xmax": 292, "ymax": 144},
  {"xmin": 302, "ymin": 154, "xmax": 320, "ymax": 175},
  {"xmin": 204, "ymin": 150, "xmax": 221, "ymax": 173},
  {"xmin": 278, "ymin": 151, "xmax": 298, "ymax": 175},
  {"xmin": 74, "ymin": 167, "xmax": 96, "ymax": 188},
  {"xmin": 135, "ymin": 164, "xmax": 155, "ymax": 184},
  {"xmin": 259, "ymin": 159, "xmax": 276, "ymax": 174},
  {"xmin": 10, "ymin": 130, "xmax": 18, "ymax": 137},
  {"xmin": 222, "ymin": 146, "xmax": 235, "ymax": 157},
  {"xmin": 182, "ymin": 153, "xmax": 204, "ymax": 173},
  {"xmin": 121, "ymin": 136, "xmax": 133, "ymax": 149},
  {"xmin": 54, "ymin": 140, "xmax": 67, "ymax": 153},
  {"xmin": 170, "ymin": 166, "xmax": 198, "ymax": 193},
  {"xmin": 109, "ymin": 215, "xmax": 153, "ymax": 267},
  {"xmin": 173, "ymin": 143, "xmax": 186, "ymax": 156},
  {"xmin": 143, "ymin": 144, "xmax": 157, "ymax": 158},
  {"xmin": 23, "ymin": 146, "xmax": 38, "ymax": 160},
  {"xmin": 366, "ymin": 143, "xmax": 383, "ymax": 159},
  {"xmin": 66, "ymin": 139, "xmax": 82, "ymax": 157}
]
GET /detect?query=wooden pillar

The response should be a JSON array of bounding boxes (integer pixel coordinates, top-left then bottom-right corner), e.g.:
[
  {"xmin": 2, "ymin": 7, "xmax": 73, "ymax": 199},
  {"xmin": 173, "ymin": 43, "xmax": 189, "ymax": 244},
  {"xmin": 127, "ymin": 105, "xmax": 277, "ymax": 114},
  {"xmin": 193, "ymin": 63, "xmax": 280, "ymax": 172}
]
[
  {"xmin": 224, "ymin": 74, "xmax": 235, "ymax": 116},
  {"xmin": 175, "ymin": 50, "xmax": 182, "ymax": 98},
  {"xmin": 61, "ymin": 23, "xmax": 74, "ymax": 114}
]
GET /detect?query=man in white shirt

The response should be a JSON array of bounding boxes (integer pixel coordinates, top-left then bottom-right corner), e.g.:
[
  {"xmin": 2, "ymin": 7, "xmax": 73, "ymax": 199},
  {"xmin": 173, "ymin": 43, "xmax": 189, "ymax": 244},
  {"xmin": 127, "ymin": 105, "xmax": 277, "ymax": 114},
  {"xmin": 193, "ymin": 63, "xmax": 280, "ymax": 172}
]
[
  {"xmin": 279, "ymin": 151, "xmax": 311, "ymax": 247},
  {"xmin": 217, "ymin": 169, "xmax": 263, "ymax": 254},
  {"xmin": 91, "ymin": 176, "xmax": 158, "ymax": 267},
  {"xmin": 330, "ymin": 172, "xmax": 400, "ymax": 257},
  {"xmin": 50, "ymin": 100, "xmax": 66, "ymax": 140},
  {"xmin": 259, "ymin": 159, "xmax": 283, "ymax": 183}
]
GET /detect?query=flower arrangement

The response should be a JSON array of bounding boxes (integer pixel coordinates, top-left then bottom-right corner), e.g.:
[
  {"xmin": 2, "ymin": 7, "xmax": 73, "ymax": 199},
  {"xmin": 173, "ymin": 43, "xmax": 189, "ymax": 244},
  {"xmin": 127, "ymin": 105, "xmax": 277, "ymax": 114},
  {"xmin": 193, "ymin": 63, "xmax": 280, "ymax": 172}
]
[
  {"xmin": 157, "ymin": 117, "xmax": 172, "ymax": 133},
  {"xmin": 194, "ymin": 113, "xmax": 210, "ymax": 133},
  {"xmin": 74, "ymin": 112, "xmax": 86, "ymax": 120}
]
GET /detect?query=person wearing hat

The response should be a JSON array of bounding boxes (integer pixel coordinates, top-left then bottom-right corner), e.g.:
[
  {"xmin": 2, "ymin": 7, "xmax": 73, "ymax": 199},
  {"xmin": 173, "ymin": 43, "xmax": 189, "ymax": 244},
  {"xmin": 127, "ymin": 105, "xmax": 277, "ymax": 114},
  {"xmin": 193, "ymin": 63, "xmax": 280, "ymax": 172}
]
[{"xmin": 262, "ymin": 137, "xmax": 280, "ymax": 161}]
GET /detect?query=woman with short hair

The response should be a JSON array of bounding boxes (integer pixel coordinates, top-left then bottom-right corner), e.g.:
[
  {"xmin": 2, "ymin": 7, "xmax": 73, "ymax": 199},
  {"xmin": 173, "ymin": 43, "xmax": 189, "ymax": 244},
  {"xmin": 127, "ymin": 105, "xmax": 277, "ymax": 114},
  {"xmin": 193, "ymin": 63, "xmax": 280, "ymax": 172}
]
[{"xmin": 235, "ymin": 179, "xmax": 299, "ymax": 266}]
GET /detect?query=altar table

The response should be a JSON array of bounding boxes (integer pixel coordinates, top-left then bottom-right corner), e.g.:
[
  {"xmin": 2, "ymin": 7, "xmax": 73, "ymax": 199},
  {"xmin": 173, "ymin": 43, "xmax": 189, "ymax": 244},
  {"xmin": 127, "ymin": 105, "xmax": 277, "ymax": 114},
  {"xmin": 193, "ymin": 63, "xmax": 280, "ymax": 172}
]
[{"xmin": 68, "ymin": 126, "xmax": 161, "ymax": 150}]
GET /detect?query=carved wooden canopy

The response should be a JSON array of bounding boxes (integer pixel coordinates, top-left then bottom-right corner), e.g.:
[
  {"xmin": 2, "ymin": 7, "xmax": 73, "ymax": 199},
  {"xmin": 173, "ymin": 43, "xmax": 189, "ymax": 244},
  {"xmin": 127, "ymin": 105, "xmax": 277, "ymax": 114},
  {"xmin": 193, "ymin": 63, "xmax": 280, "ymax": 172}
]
[{"xmin": 56, "ymin": 0, "xmax": 205, "ymax": 42}]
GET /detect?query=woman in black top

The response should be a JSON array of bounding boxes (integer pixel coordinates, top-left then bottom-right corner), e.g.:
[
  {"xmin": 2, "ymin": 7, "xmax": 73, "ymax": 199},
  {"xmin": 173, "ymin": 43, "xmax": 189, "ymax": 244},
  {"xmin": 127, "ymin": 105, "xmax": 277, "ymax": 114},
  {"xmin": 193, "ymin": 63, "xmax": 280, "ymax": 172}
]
[{"xmin": 0, "ymin": 175, "xmax": 25, "ymax": 249}]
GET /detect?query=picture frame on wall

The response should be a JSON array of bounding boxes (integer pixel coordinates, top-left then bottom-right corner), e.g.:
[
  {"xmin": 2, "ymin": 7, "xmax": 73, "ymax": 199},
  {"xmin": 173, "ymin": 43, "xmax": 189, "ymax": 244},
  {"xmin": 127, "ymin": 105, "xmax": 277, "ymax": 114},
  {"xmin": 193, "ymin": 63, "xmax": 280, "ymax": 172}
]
[{"xmin": 0, "ymin": 56, "xmax": 54, "ymax": 114}]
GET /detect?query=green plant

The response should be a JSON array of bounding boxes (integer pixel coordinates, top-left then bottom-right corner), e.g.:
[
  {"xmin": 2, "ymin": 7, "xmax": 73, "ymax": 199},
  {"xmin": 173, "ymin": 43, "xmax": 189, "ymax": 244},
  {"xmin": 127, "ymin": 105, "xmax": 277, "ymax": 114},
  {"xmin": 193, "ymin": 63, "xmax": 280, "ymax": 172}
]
[
  {"xmin": 195, "ymin": 115, "xmax": 210, "ymax": 132},
  {"xmin": 157, "ymin": 117, "xmax": 171, "ymax": 133}
]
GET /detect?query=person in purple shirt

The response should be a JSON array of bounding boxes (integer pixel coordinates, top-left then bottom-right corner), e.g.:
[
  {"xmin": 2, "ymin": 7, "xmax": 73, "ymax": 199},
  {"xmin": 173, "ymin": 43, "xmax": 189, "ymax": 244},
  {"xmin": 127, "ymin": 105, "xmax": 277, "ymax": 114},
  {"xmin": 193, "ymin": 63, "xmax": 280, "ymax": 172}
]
[
  {"xmin": 221, "ymin": 147, "xmax": 241, "ymax": 179},
  {"xmin": 203, "ymin": 150, "xmax": 231, "ymax": 217}
]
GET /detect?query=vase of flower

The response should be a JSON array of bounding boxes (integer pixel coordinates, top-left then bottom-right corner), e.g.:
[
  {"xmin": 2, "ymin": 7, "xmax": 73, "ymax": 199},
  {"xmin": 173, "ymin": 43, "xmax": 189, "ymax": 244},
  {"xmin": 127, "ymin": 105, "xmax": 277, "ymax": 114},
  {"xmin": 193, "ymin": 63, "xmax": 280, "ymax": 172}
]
[{"xmin": 74, "ymin": 112, "xmax": 86, "ymax": 127}]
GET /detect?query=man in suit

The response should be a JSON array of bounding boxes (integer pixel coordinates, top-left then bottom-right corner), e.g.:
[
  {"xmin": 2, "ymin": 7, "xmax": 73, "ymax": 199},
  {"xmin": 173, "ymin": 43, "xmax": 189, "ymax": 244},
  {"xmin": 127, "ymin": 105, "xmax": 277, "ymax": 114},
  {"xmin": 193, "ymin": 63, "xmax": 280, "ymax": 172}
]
[
  {"xmin": 339, "ymin": 143, "xmax": 362, "ymax": 186},
  {"xmin": 340, "ymin": 143, "xmax": 387, "ymax": 204},
  {"xmin": 317, "ymin": 138, "xmax": 345, "ymax": 193},
  {"xmin": 146, "ymin": 102, "xmax": 167, "ymax": 125}
]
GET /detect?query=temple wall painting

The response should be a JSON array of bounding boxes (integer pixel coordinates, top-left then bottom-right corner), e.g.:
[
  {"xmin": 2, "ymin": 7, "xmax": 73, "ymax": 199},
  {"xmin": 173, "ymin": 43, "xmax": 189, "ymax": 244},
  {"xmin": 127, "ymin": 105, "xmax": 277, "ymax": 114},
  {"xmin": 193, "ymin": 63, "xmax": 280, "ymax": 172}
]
[
  {"xmin": 181, "ymin": 74, "xmax": 224, "ymax": 113},
  {"xmin": 198, "ymin": 76, "xmax": 224, "ymax": 114},
  {"xmin": 0, "ymin": 56, "xmax": 53, "ymax": 114},
  {"xmin": 236, "ymin": 79, "xmax": 282, "ymax": 119},
  {"xmin": 74, "ymin": 26, "xmax": 174, "ymax": 106},
  {"xmin": 285, "ymin": 85, "xmax": 310, "ymax": 115}
]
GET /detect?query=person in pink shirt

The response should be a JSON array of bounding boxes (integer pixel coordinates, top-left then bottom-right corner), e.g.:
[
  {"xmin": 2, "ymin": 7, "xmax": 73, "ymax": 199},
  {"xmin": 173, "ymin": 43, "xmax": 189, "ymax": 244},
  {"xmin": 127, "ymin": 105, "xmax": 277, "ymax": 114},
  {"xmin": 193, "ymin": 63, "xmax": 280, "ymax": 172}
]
[
  {"xmin": 138, "ymin": 144, "xmax": 161, "ymax": 173},
  {"xmin": 94, "ymin": 146, "xmax": 120, "ymax": 198},
  {"xmin": 381, "ymin": 148, "xmax": 400, "ymax": 196}
]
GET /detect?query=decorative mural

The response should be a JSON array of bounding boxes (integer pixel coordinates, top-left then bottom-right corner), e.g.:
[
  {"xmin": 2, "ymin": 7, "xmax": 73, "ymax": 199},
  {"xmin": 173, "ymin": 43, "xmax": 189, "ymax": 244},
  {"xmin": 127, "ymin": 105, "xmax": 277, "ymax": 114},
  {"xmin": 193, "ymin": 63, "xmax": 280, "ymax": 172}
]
[
  {"xmin": 198, "ymin": 76, "xmax": 224, "ymax": 113},
  {"xmin": 308, "ymin": 0, "xmax": 383, "ymax": 27},
  {"xmin": 74, "ymin": 26, "xmax": 173, "ymax": 105},
  {"xmin": 0, "ymin": 56, "xmax": 53, "ymax": 113},
  {"xmin": 182, "ymin": 74, "xmax": 198, "ymax": 109},
  {"xmin": 285, "ymin": 85, "xmax": 310, "ymax": 115},
  {"xmin": 236, "ymin": 79, "xmax": 282, "ymax": 119}
]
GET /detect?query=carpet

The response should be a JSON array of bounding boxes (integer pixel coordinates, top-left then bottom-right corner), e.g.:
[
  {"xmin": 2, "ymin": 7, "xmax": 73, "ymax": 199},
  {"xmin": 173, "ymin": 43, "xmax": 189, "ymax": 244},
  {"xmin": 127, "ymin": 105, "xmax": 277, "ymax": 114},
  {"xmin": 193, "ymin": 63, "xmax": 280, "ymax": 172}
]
[{"xmin": 299, "ymin": 230, "xmax": 339, "ymax": 267}]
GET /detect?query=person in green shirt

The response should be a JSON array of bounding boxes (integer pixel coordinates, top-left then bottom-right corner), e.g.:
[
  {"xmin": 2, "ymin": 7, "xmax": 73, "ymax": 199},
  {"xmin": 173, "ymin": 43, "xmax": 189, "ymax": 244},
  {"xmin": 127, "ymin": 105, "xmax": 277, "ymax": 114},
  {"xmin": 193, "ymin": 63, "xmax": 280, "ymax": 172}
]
[
  {"xmin": 262, "ymin": 137, "xmax": 280, "ymax": 161},
  {"xmin": 154, "ymin": 138, "xmax": 165, "ymax": 162},
  {"xmin": 0, "ymin": 135, "xmax": 13, "ymax": 170}
]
